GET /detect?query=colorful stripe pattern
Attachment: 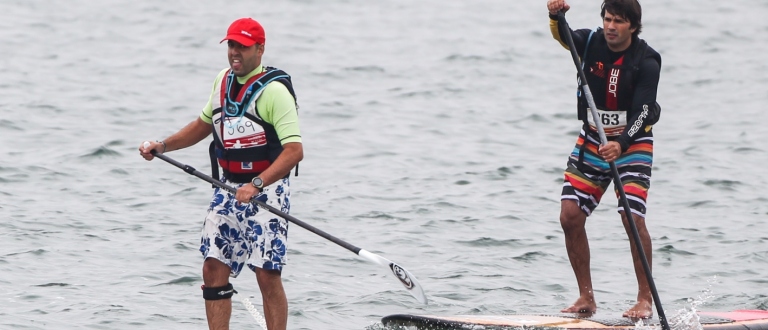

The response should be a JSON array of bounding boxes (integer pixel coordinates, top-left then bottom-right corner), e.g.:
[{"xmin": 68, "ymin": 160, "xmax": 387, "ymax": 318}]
[{"xmin": 561, "ymin": 129, "xmax": 653, "ymax": 217}]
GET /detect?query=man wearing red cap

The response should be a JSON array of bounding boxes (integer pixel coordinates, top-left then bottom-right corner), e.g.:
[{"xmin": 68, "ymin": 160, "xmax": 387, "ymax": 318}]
[{"xmin": 140, "ymin": 17, "xmax": 302, "ymax": 330}]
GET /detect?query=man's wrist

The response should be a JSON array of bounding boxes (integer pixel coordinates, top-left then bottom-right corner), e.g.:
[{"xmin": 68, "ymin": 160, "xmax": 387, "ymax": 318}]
[
  {"xmin": 251, "ymin": 176, "xmax": 264, "ymax": 190},
  {"xmin": 615, "ymin": 138, "xmax": 630, "ymax": 153}
]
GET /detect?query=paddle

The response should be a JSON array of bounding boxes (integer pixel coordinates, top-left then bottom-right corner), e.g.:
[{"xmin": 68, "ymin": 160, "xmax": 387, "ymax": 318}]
[
  {"xmin": 144, "ymin": 144, "xmax": 428, "ymax": 305},
  {"xmin": 555, "ymin": 12, "xmax": 669, "ymax": 330}
]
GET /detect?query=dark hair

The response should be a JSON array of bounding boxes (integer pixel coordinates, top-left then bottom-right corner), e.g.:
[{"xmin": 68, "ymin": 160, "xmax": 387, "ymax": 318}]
[{"xmin": 601, "ymin": 0, "xmax": 642, "ymax": 37}]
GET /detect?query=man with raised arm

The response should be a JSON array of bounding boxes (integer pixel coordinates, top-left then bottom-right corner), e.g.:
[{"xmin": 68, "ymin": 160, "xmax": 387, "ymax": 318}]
[{"xmin": 547, "ymin": 0, "xmax": 662, "ymax": 318}]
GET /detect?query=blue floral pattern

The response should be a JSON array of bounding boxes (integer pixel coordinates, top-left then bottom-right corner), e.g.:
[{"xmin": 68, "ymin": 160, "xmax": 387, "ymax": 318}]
[{"xmin": 199, "ymin": 177, "xmax": 291, "ymax": 277}]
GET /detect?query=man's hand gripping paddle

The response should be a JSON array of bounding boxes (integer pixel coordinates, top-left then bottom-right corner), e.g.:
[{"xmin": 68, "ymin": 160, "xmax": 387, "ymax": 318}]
[{"xmin": 142, "ymin": 142, "xmax": 428, "ymax": 305}]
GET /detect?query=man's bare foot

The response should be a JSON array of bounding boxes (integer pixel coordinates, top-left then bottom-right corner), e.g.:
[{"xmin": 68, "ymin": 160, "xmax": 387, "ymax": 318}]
[
  {"xmin": 561, "ymin": 296, "xmax": 596, "ymax": 313},
  {"xmin": 623, "ymin": 300, "xmax": 653, "ymax": 318}
]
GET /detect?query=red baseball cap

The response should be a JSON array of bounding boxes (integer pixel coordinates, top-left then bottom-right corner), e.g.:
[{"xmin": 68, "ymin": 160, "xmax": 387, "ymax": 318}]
[{"xmin": 220, "ymin": 18, "xmax": 265, "ymax": 47}]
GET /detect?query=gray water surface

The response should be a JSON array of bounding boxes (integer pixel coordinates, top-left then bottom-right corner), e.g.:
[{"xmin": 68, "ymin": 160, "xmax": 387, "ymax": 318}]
[{"xmin": 1, "ymin": 0, "xmax": 766, "ymax": 329}]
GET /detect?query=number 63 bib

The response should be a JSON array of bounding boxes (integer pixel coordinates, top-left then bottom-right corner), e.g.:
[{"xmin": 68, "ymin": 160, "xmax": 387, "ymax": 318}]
[{"xmin": 587, "ymin": 108, "xmax": 627, "ymax": 137}]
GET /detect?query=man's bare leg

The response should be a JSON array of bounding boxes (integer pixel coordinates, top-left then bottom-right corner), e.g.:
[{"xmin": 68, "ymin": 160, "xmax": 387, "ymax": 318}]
[
  {"xmin": 560, "ymin": 200, "xmax": 597, "ymax": 313},
  {"xmin": 620, "ymin": 212, "xmax": 654, "ymax": 318},
  {"xmin": 256, "ymin": 268, "xmax": 288, "ymax": 330},
  {"xmin": 203, "ymin": 258, "xmax": 233, "ymax": 330}
]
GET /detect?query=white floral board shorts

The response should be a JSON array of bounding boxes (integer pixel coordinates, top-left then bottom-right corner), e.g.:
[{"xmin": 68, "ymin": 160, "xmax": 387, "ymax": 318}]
[{"xmin": 199, "ymin": 177, "xmax": 290, "ymax": 277}]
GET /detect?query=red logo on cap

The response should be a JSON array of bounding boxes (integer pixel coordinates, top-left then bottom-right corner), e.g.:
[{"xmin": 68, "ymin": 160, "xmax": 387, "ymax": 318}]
[{"xmin": 221, "ymin": 18, "xmax": 265, "ymax": 47}]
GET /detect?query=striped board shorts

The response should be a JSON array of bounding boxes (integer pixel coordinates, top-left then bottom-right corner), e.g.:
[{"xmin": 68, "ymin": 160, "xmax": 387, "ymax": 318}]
[
  {"xmin": 561, "ymin": 128, "xmax": 653, "ymax": 217},
  {"xmin": 199, "ymin": 177, "xmax": 291, "ymax": 277}
]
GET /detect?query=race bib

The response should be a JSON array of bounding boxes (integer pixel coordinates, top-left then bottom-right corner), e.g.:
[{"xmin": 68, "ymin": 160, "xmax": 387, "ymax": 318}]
[
  {"xmin": 219, "ymin": 116, "xmax": 267, "ymax": 149},
  {"xmin": 587, "ymin": 108, "xmax": 627, "ymax": 136}
]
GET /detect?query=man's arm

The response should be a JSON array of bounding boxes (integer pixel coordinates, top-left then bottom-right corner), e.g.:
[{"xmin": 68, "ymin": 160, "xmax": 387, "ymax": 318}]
[
  {"xmin": 140, "ymin": 117, "xmax": 211, "ymax": 159},
  {"xmin": 257, "ymin": 142, "xmax": 303, "ymax": 186},
  {"xmin": 252, "ymin": 81, "xmax": 303, "ymax": 186},
  {"xmin": 615, "ymin": 57, "xmax": 661, "ymax": 151},
  {"xmin": 549, "ymin": 16, "xmax": 592, "ymax": 55},
  {"xmin": 234, "ymin": 141, "xmax": 302, "ymax": 204},
  {"xmin": 234, "ymin": 83, "xmax": 303, "ymax": 203},
  {"xmin": 162, "ymin": 117, "xmax": 212, "ymax": 153}
]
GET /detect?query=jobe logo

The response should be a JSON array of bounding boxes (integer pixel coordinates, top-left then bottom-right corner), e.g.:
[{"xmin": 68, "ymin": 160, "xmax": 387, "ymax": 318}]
[{"xmin": 608, "ymin": 68, "xmax": 620, "ymax": 97}]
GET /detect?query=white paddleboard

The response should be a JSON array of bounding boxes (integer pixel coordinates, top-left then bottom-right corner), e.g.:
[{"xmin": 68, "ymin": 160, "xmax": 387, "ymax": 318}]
[{"xmin": 382, "ymin": 310, "xmax": 768, "ymax": 329}]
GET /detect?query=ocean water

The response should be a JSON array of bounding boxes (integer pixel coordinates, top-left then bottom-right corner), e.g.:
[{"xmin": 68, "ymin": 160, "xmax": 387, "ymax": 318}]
[{"xmin": 0, "ymin": 0, "xmax": 766, "ymax": 329}]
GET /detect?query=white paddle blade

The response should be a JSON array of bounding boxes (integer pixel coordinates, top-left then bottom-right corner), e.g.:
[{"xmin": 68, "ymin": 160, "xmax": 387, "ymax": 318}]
[{"xmin": 358, "ymin": 249, "xmax": 428, "ymax": 305}]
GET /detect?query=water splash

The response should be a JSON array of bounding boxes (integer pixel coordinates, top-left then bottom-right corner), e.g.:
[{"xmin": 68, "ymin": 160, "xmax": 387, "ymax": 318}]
[
  {"xmin": 665, "ymin": 276, "xmax": 718, "ymax": 330},
  {"xmin": 365, "ymin": 323, "xmax": 417, "ymax": 330},
  {"xmin": 633, "ymin": 319, "xmax": 660, "ymax": 330}
]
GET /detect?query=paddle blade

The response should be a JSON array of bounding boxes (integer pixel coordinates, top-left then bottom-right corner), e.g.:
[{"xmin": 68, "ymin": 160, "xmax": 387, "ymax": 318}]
[{"xmin": 358, "ymin": 249, "xmax": 428, "ymax": 305}]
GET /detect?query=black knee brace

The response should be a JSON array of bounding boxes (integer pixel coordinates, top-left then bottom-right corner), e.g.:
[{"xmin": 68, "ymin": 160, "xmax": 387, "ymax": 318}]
[{"xmin": 201, "ymin": 283, "xmax": 238, "ymax": 300}]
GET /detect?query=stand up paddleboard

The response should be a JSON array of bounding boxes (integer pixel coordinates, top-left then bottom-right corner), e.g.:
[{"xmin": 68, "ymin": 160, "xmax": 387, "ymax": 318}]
[{"xmin": 382, "ymin": 310, "xmax": 768, "ymax": 330}]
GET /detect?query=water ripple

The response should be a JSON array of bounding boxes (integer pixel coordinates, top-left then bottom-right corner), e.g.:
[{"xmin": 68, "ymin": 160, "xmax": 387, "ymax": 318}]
[{"xmin": 2, "ymin": 0, "xmax": 767, "ymax": 329}]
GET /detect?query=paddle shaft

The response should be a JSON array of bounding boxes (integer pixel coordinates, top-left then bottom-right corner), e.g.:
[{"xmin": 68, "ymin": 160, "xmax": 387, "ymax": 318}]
[
  {"xmin": 556, "ymin": 12, "xmax": 669, "ymax": 329},
  {"xmin": 150, "ymin": 151, "xmax": 362, "ymax": 254},
  {"xmin": 149, "ymin": 150, "xmax": 428, "ymax": 304}
]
